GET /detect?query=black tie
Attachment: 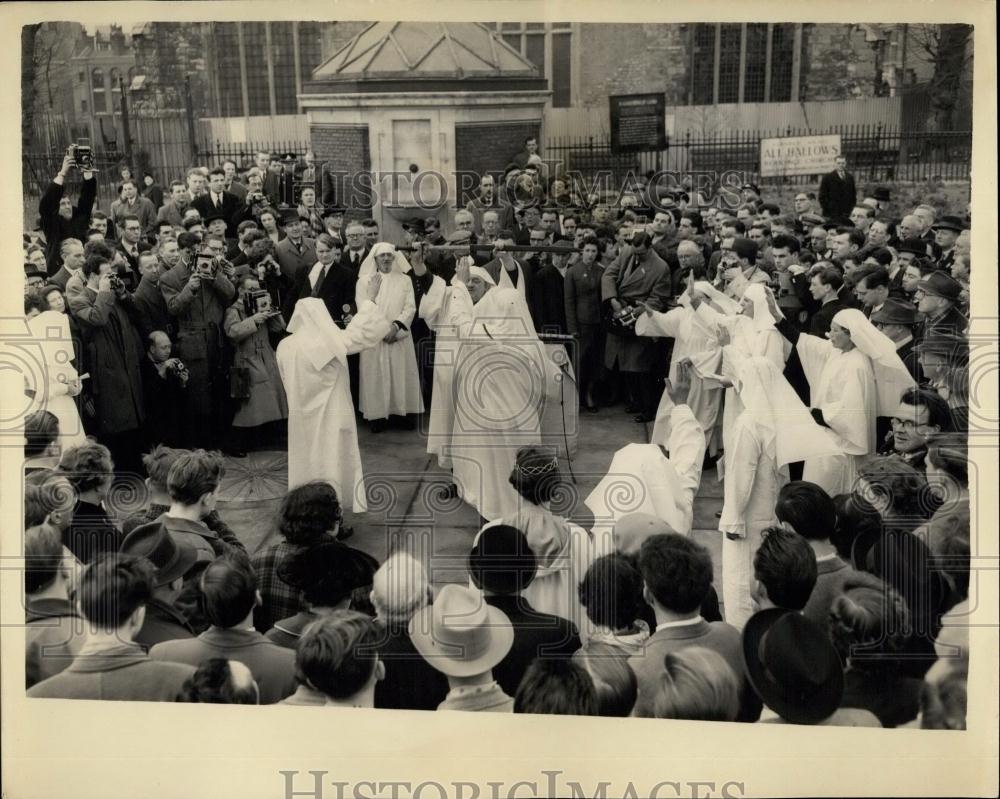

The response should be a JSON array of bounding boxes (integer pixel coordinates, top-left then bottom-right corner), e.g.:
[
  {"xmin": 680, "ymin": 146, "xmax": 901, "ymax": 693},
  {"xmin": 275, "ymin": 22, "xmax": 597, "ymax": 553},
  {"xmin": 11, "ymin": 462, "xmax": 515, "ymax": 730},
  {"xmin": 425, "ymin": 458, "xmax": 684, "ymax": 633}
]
[{"xmin": 312, "ymin": 266, "xmax": 327, "ymax": 297}]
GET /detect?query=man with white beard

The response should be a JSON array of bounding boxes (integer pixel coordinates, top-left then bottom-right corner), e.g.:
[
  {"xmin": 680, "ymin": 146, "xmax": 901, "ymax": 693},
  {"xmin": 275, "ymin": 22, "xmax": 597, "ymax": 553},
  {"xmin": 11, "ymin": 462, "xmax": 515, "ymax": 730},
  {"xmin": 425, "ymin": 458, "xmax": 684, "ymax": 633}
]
[{"xmin": 276, "ymin": 297, "xmax": 391, "ymax": 513}]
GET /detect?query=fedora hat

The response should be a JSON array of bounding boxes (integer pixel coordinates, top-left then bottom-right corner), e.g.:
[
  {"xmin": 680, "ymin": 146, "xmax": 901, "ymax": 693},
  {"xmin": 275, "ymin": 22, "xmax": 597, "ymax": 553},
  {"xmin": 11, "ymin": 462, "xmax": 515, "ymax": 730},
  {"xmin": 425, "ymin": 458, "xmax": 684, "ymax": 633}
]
[
  {"xmin": 918, "ymin": 270, "xmax": 963, "ymax": 302},
  {"xmin": 932, "ymin": 215, "xmax": 966, "ymax": 233},
  {"xmin": 870, "ymin": 298, "xmax": 918, "ymax": 326},
  {"xmin": 742, "ymin": 609, "xmax": 844, "ymax": 725},
  {"xmin": 468, "ymin": 524, "xmax": 537, "ymax": 595},
  {"xmin": 915, "ymin": 333, "xmax": 969, "ymax": 364},
  {"xmin": 408, "ymin": 584, "xmax": 514, "ymax": 678},
  {"xmin": 872, "ymin": 186, "xmax": 891, "ymax": 202},
  {"xmin": 120, "ymin": 521, "xmax": 199, "ymax": 587},
  {"xmin": 277, "ymin": 540, "xmax": 378, "ymax": 604},
  {"xmin": 896, "ymin": 238, "xmax": 929, "ymax": 257},
  {"xmin": 799, "ymin": 212, "xmax": 825, "ymax": 227}
]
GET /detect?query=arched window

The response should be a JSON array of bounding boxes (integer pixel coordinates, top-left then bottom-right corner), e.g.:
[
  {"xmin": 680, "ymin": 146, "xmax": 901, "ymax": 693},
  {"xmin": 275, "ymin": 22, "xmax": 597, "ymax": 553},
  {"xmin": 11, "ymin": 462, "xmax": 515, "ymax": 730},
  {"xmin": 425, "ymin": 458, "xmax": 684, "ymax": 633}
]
[{"xmin": 92, "ymin": 68, "xmax": 107, "ymax": 113}]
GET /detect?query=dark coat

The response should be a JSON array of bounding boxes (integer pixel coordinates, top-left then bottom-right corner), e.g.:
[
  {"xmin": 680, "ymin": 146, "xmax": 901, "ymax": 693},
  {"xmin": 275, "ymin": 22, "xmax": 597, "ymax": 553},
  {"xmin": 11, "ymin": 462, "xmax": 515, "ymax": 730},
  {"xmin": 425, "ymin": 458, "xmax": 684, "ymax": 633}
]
[
  {"xmin": 818, "ymin": 169, "xmax": 857, "ymax": 221},
  {"xmin": 39, "ymin": 177, "xmax": 97, "ymax": 274},
  {"xmin": 921, "ymin": 305, "xmax": 968, "ymax": 338},
  {"xmin": 485, "ymin": 594, "xmax": 581, "ymax": 698},
  {"xmin": 131, "ymin": 274, "xmax": 173, "ymax": 338},
  {"xmin": 26, "ymin": 597, "xmax": 85, "ymax": 688},
  {"xmin": 284, "ymin": 259, "xmax": 356, "ymax": 323},
  {"xmin": 808, "ymin": 297, "xmax": 849, "ymax": 337},
  {"xmin": 840, "ymin": 667, "xmax": 922, "ymax": 728},
  {"xmin": 133, "ymin": 598, "xmax": 196, "ymax": 651},
  {"xmin": 65, "ymin": 283, "xmax": 146, "ymax": 436},
  {"xmin": 111, "ymin": 196, "xmax": 158, "ymax": 235},
  {"xmin": 114, "ymin": 240, "xmax": 152, "ymax": 280},
  {"xmin": 273, "ymin": 236, "xmax": 317, "ymax": 282},
  {"xmin": 64, "ymin": 500, "xmax": 122, "ymax": 564},
  {"xmin": 600, "ymin": 246, "xmax": 673, "ymax": 372},
  {"xmin": 564, "ymin": 259, "xmax": 605, "ymax": 334},
  {"xmin": 373, "ymin": 621, "xmax": 451, "ymax": 711},
  {"xmin": 529, "ymin": 263, "xmax": 568, "ymax": 335},
  {"xmin": 191, "ymin": 190, "xmax": 245, "ymax": 237},
  {"xmin": 28, "ymin": 643, "xmax": 195, "ymax": 702},
  {"xmin": 150, "ymin": 626, "xmax": 297, "ymax": 704}
]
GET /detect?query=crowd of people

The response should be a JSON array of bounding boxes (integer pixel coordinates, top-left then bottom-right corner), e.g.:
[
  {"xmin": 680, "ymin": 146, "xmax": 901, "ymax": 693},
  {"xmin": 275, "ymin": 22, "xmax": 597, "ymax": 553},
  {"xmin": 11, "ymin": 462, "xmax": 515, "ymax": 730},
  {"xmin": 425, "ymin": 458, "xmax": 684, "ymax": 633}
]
[{"xmin": 21, "ymin": 142, "xmax": 971, "ymax": 728}]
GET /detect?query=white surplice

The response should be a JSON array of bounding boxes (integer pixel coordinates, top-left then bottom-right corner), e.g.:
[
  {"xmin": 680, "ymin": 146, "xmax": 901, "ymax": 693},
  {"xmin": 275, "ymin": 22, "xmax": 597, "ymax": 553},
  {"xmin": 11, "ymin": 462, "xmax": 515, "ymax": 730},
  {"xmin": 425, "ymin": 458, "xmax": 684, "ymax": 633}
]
[
  {"xmin": 26, "ymin": 311, "xmax": 88, "ymax": 454},
  {"xmin": 355, "ymin": 255, "xmax": 424, "ymax": 421},
  {"xmin": 277, "ymin": 299, "xmax": 391, "ymax": 511},
  {"xmin": 449, "ymin": 287, "xmax": 561, "ymax": 521}
]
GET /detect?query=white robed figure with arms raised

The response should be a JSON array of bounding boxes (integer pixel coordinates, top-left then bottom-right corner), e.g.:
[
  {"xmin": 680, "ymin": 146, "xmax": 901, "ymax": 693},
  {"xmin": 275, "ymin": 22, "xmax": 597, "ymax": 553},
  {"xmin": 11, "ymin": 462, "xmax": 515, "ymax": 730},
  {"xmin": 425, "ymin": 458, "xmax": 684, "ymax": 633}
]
[
  {"xmin": 27, "ymin": 310, "xmax": 88, "ymax": 453},
  {"xmin": 277, "ymin": 297, "xmax": 391, "ymax": 511},
  {"xmin": 355, "ymin": 243, "xmax": 425, "ymax": 426},
  {"xmin": 449, "ymin": 259, "xmax": 562, "ymax": 521},
  {"xmin": 718, "ymin": 356, "xmax": 842, "ymax": 629},
  {"xmin": 768, "ymin": 299, "xmax": 915, "ymax": 496}
]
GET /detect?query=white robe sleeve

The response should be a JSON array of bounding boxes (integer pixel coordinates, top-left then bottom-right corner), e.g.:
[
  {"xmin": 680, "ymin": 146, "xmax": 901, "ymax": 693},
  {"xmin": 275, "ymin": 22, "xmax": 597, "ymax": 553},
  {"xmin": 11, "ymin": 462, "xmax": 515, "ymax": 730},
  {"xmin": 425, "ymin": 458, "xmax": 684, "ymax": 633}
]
[
  {"xmin": 344, "ymin": 300, "xmax": 393, "ymax": 355},
  {"xmin": 666, "ymin": 404, "xmax": 707, "ymax": 512},
  {"xmin": 816, "ymin": 356, "xmax": 874, "ymax": 455},
  {"xmin": 635, "ymin": 306, "xmax": 684, "ymax": 339},
  {"xmin": 419, "ymin": 275, "xmax": 446, "ymax": 326},
  {"xmin": 719, "ymin": 417, "xmax": 761, "ymax": 538},
  {"xmin": 796, "ymin": 332, "xmax": 834, "ymax": 395}
]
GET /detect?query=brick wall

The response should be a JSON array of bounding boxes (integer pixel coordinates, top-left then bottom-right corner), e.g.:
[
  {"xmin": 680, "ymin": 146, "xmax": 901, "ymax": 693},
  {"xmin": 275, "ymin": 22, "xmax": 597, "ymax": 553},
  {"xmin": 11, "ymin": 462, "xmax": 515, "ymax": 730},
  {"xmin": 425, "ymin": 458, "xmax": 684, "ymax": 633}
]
[
  {"xmin": 454, "ymin": 121, "xmax": 541, "ymax": 205},
  {"xmin": 311, "ymin": 124, "xmax": 372, "ymax": 220},
  {"xmin": 577, "ymin": 24, "xmax": 690, "ymax": 107}
]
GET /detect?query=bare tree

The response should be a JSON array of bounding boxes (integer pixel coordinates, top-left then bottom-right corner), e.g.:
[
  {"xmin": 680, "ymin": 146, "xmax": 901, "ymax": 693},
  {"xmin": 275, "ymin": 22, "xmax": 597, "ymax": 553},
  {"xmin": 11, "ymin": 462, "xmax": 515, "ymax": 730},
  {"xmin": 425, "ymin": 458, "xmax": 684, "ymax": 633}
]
[{"xmin": 908, "ymin": 24, "xmax": 973, "ymax": 132}]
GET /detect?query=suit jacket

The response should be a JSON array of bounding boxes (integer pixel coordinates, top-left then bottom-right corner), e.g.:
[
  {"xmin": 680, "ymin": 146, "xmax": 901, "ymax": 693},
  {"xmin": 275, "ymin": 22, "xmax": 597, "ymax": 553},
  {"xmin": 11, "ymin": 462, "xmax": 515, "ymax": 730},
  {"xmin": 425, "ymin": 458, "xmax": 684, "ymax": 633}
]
[
  {"xmin": 191, "ymin": 190, "xmax": 245, "ymax": 237},
  {"xmin": 485, "ymin": 594, "xmax": 581, "ymax": 698},
  {"xmin": 273, "ymin": 236, "xmax": 317, "ymax": 282},
  {"xmin": 110, "ymin": 196, "xmax": 158, "ymax": 235},
  {"xmin": 133, "ymin": 598, "xmax": 195, "ymax": 651},
  {"xmin": 340, "ymin": 246, "xmax": 370, "ymax": 284},
  {"xmin": 48, "ymin": 266, "xmax": 76, "ymax": 291},
  {"xmin": 601, "ymin": 246, "xmax": 673, "ymax": 372},
  {"xmin": 808, "ymin": 297, "xmax": 848, "ymax": 337},
  {"xmin": 150, "ymin": 626, "xmax": 297, "ymax": 704},
  {"xmin": 156, "ymin": 200, "xmax": 190, "ymax": 228},
  {"xmin": 529, "ymin": 263, "xmax": 568, "ymax": 335},
  {"xmin": 28, "ymin": 642, "xmax": 195, "ymax": 701},
  {"xmin": 921, "ymin": 305, "xmax": 968, "ymax": 338},
  {"xmin": 115, "ymin": 239, "xmax": 153, "ymax": 274},
  {"xmin": 39, "ymin": 177, "xmax": 97, "ymax": 274},
  {"xmin": 131, "ymin": 274, "xmax": 173, "ymax": 338},
  {"xmin": 628, "ymin": 618, "xmax": 756, "ymax": 719},
  {"xmin": 818, "ymin": 169, "xmax": 857, "ymax": 221},
  {"xmin": 26, "ymin": 596, "xmax": 85, "ymax": 688},
  {"xmin": 373, "ymin": 621, "xmax": 451, "ymax": 711},
  {"xmin": 283, "ymin": 260, "xmax": 355, "ymax": 325}
]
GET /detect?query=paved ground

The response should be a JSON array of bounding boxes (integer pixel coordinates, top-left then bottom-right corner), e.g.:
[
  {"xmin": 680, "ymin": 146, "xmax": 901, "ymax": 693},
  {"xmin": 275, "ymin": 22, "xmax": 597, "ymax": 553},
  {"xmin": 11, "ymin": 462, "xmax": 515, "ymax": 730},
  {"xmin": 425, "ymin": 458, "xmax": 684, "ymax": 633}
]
[{"xmin": 216, "ymin": 405, "xmax": 724, "ymax": 587}]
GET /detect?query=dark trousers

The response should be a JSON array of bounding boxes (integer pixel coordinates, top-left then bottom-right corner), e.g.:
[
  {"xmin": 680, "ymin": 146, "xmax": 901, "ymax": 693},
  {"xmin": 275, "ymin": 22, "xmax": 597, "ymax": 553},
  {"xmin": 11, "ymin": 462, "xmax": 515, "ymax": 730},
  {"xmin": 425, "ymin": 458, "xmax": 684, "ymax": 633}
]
[{"xmin": 576, "ymin": 324, "xmax": 606, "ymax": 407}]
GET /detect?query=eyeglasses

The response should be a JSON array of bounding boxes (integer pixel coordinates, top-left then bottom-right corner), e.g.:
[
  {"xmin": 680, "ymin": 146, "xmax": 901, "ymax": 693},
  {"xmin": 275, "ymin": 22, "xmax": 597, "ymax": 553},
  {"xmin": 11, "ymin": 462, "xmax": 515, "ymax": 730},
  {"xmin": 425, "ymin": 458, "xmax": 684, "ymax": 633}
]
[{"xmin": 890, "ymin": 417, "xmax": 934, "ymax": 432}]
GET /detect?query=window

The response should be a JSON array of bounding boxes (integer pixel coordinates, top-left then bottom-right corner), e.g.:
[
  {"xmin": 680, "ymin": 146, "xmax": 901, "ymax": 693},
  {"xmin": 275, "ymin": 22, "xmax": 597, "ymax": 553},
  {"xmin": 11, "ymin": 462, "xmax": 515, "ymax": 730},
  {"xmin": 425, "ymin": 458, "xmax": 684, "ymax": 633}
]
[
  {"xmin": 244, "ymin": 22, "xmax": 271, "ymax": 116},
  {"xmin": 491, "ymin": 22, "xmax": 574, "ymax": 108},
  {"xmin": 298, "ymin": 22, "xmax": 323, "ymax": 88},
  {"xmin": 78, "ymin": 71, "xmax": 85, "ymax": 83},
  {"xmin": 689, "ymin": 23, "xmax": 802, "ymax": 104},
  {"xmin": 81, "ymin": 99, "xmax": 89, "ymax": 114},
  {"xmin": 271, "ymin": 21, "xmax": 297, "ymax": 114},
  {"xmin": 109, "ymin": 68, "xmax": 122, "ymax": 111},
  {"xmin": 91, "ymin": 68, "xmax": 107, "ymax": 113},
  {"xmin": 215, "ymin": 23, "xmax": 244, "ymax": 117}
]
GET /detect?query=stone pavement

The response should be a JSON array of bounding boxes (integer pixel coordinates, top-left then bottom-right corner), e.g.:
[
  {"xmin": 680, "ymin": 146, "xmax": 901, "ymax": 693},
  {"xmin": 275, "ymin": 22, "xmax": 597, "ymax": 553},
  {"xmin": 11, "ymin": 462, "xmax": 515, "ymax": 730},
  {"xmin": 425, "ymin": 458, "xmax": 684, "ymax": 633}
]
[{"xmin": 216, "ymin": 407, "xmax": 724, "ymax": 587}]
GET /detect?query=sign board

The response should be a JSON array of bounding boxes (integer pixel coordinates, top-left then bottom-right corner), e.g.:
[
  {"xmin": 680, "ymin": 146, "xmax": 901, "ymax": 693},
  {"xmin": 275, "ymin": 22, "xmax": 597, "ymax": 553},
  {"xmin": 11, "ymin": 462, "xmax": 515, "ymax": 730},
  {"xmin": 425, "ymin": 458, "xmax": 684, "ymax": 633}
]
[
  {"xmin": 609, "ymin": 93, "xmax": 667, "ymax": 154},
  {"xmin": 759, "ymin": 134, "xmax": 842, "ymax": 177}
]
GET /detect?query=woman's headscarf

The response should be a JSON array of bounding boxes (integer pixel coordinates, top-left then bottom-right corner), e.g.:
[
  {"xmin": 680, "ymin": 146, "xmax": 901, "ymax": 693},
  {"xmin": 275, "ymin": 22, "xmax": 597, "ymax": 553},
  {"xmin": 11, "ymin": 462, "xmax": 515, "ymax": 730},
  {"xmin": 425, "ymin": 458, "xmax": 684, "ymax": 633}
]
[
  {"xmin": 734, "ymin": 356, "xmax": 842, "ymax": 467},
  {"xmin": 833, "ymin": 308, "xmax": 916, "ymax": 416}
]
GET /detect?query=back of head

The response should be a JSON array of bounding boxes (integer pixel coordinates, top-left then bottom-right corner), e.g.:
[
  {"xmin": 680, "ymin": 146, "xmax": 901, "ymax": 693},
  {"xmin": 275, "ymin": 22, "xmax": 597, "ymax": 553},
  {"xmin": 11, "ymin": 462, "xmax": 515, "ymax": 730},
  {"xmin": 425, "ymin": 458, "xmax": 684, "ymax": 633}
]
[
  {"xmin": 58, "ymin": 441, "xmax": 114, "ymax": 494},
  {"xmin": 166, "ymin": 449, "xmax": 224, "ymax": 506},
  {"xmin": 572, "ymin": 641, "xmax": 638, "ymax": 717},
  {"xmin": 578, "ymin": 553, "xmax": 644, "ymax": 630},
  {"xmin": 277, "ymin": 481, "xmax": 342, "ymax": 545},
  {"xmin": 295, "ymin": 610, "xmax": 380, "ymax": 700},
  {"xmin": 371, "ymin": 551, "xmax": 429, "ymax": 624},
  {"xmin": 177, "ymin": 658, "xmax": 259, "ymax": 704},
  {"xmin": 753, "ymin": 526, "xmax": 818, "ymax": 611},
  {"xmin": 78, "ymin": 553, "xmax": 154, "ymax": 629},
  {"xmin": 142, "ymin": 445, "xmax": 186, "ymax": 491},
  {"xmin": 23, "ymin": 473, "xmax": 75, "ymax": 529},
  {"xmin": 24, "ymin": 410, "xmax": 59, "ymax": 458},
  {"xmin": 514, "ymin": 656, "xmax": 600, "ymax": 716},
  {"xmin": 468, "ymin": 524, "xmax": 537, "ymax": 596},
  {"xmin": 638, "ymin": 534, "xmax": 712, "ymax": 613},
  {"xmin": 24, "ymin": 522, "xmax": 66, "ymax": 595},
  {"xmin": 828, "ymin": 572, "xmax": 910, "ymax": 662},
  {"xmin": 831, "ymin": 492, "xmax": 881, "ymax": 562},
  {"xmin": 775, "ymin": 481, "xmax": 837, "ymax": 542},
  {"xmin": 650, "ymin": 646, "xmax": 740, "ymax": 722},
  {"xmin": 857, "ymin": 455, "xmax": 930, "ymax": 519},
  {"xmin": 199, "ymin": 552, "xmax": 257, "ymax": 628},
  {"xmin": 278, "ymin": 541, "xmax": 377, "ymax": 610}
]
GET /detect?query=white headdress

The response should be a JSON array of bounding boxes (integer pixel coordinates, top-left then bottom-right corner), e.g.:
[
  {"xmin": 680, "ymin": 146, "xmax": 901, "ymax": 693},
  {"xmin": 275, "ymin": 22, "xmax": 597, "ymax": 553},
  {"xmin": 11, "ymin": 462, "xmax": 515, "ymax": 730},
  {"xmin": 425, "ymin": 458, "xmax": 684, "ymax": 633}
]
[
  {"xmin": 357, "ymin": 241, "xmax": 412, "ymax": 283},
  {"xmin": 285, "ymin": 298, "xmax": 347, "ymax": 370},
  {"xmin": 833, "ymin": 308, "xmax": 916, "ymax": 416}
]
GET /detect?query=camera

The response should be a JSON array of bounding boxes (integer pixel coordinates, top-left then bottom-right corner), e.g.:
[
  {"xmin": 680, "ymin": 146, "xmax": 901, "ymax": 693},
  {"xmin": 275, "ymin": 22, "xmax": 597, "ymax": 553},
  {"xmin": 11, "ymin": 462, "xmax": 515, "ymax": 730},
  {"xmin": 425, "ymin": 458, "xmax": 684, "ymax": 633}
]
[
  {"xmin": 168, "ymin": 359, "xmax": 188, "ymax": 378},
  {"xmin": 71, "ymin": 142, "xmax": 94, "ymax": 170},
  {"xmin": 108, "ymin": 274, "xmax": 125, "ymax": 293},
  {"xmin": 195, "ymin": 253, "xmax": 217, "ymax": 279},
  {"xmin": 243, "ymin": 289, "xmax": 273, "ymax": 317},
  {"xmin": 248, "ymin": 192, "xmax": 265, "ymax": 205}
]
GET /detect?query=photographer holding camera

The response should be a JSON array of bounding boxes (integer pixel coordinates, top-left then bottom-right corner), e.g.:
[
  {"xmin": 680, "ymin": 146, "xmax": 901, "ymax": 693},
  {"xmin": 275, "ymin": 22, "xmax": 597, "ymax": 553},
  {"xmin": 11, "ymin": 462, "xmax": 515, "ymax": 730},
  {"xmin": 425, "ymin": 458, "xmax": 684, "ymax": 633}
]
[
  {"xmin": 39, "ymin": 145, "xmax": 97, "ymax": 274},
  {"xmin": 223, "ymin": 274, "xmax": 288, "ymax": 454},
  {"xmin": 65, "ymin": 253, "xmax": 147, "ymax": 474},
  {"xmin": 159, "ymin": 239, "xmax": 237, "ymax": 449},
  {"xmin": 141, "ymin": 330, "xmax": 189, "ymax": 448}
]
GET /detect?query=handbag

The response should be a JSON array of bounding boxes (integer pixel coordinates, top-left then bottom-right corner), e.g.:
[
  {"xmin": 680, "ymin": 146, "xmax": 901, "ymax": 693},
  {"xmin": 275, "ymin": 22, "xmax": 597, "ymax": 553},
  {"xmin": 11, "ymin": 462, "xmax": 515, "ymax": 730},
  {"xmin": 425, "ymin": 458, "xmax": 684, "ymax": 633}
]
[{"xmin": 229, "ymin": 366, "xmax": 252, "ymax": 400}]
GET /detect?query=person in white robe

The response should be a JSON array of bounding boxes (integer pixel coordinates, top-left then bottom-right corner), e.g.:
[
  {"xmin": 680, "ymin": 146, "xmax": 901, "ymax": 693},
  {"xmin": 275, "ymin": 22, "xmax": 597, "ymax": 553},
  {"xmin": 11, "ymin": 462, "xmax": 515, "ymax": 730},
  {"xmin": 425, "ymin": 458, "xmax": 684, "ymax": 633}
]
[
  {"xmin": 276, "ymin": 297, "xmax": 391, "ymax": 512},
  {"xmin": 586, "ymin": 360, "xmax": 706, "ymax": 541},
  {"xmin": 718, "ymin": 356, "xmax": 843, "ymax": 630},
  {"xmin": 26, "ymin": 310, "xmax": 88, "ymax": 454},
  {"xmin": 449, "ymin": 278, "xmax": 562, "ymax": 521},
  {"xmin": 478, "ymin": 446, "xmax": 604, "ymax": 638},
  {"xmin": 769, "ymin": 301, "xmax": 916, "ymax": 496},
  {"xmin": 635, "ymin": 276, "xmax": 733, "ymax": 453},
  {"xmin": 418, "ymin": 255, "xmax": 478, "ymax": 468},
  {"xmin": 355, "ymin": 243, "xmax": 425, "ymax": 429}
]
